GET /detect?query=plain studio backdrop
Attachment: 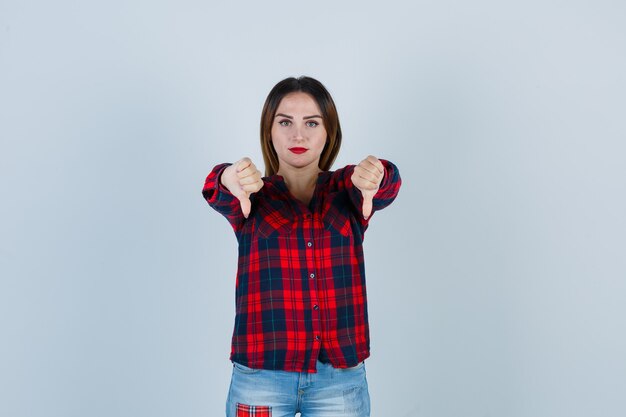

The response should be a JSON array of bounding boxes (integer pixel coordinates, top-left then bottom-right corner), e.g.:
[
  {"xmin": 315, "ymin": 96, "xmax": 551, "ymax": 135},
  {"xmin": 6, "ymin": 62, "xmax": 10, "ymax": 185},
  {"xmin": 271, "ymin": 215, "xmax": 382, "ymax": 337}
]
[{"xmin": 1, "ymin": 1, "xmax": 625, "ymax": 416}]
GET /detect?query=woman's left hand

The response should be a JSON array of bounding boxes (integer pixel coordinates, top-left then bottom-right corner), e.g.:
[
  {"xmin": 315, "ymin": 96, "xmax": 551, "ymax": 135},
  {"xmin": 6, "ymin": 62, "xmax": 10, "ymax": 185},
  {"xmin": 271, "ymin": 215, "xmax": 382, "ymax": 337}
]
[{"xmin": 351, "ymin": 155, "xmax": 385, "ymax": 220}]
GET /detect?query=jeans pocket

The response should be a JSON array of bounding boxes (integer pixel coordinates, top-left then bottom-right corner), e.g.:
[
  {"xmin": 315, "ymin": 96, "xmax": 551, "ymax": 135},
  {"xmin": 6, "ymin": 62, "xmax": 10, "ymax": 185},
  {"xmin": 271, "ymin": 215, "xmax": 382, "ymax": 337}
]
[
  {"xmin": 343, "ymin": 384, "xmax": 369, "ymax": 415},
  {"xmin": 338, "ymin": 361, "xmax": 365, "ymax": 372},
  {"xmin": 233, "ymin": 361, "xmax": 261, "ymax": 374}
]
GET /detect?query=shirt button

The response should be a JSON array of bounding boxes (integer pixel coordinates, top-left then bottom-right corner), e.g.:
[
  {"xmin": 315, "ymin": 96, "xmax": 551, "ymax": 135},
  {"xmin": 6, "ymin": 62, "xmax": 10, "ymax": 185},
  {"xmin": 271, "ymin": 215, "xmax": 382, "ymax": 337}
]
[
  {"xmin": 315, "ymin": 335, "xmax": 321, "ymax": 341},
  {"xmin": 313, "ymin": 304, "xmax": 319, "ymax": 310},
  {"xmin": 307, "ymin": 241, "xmax": 312, "ymax": 247},
  {"xmin": 309, "ymin": 273, "xmax": 315, "ymax": 279}
]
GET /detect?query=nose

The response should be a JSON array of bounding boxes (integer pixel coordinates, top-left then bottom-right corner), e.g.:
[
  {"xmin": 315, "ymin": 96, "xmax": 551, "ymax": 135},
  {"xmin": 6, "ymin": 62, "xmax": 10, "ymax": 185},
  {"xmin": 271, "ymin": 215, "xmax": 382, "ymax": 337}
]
[{"xmin": 292, "ymin": 124, "xmax": 305, "ymax": 140}]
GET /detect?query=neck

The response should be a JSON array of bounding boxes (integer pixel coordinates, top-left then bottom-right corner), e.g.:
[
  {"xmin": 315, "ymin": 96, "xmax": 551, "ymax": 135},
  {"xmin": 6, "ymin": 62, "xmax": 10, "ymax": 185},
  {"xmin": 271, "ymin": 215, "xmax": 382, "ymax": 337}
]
[{"xmin": 277, "ymin": 164, "xmax": 321, "ymax": 195}]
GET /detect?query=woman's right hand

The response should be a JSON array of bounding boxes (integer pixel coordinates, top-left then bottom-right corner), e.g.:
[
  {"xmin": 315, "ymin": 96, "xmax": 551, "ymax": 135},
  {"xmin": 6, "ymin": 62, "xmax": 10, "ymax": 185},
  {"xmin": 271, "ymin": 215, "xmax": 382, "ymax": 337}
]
[{"xmin": 220, "ymin": 157, "xmax": 264, "ymax": 218}]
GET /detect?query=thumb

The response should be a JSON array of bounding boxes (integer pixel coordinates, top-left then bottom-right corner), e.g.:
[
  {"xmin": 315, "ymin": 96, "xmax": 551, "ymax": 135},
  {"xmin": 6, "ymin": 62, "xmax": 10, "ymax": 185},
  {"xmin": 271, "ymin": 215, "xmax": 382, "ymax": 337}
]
[
  {"xmin": 362, "ymin": 193, "xmax": 373, "ymax": 220},
  {"xmin": 239, "ymin": 192, "xmax": 251, "ymax": 218}
]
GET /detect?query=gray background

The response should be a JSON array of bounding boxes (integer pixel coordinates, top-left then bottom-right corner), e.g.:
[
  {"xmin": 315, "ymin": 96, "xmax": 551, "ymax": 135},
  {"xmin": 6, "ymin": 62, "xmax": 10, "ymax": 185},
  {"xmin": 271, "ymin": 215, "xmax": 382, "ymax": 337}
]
[{"xmin": 1, "ymin": 1, "xmax": 625, "ymax": 416}]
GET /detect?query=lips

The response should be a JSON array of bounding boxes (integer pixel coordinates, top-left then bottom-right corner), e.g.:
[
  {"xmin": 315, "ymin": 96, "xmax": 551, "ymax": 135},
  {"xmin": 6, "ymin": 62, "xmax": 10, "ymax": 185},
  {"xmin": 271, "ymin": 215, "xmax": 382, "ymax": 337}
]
[{"xmin": 289, "ymin": 147, "xmax": 308, "ymax": 154}]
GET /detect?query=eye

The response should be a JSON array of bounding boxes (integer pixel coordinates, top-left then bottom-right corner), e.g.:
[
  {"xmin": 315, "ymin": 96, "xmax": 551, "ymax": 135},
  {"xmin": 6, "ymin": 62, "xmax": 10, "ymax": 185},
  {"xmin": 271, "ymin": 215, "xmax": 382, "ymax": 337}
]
[
  {"xmin": 278, "ymin": 120, "xmax": 291, "ymax": 127},
  {"xmin": 306, "ymin": 120, "xmax": 319, "ymax": 128}
]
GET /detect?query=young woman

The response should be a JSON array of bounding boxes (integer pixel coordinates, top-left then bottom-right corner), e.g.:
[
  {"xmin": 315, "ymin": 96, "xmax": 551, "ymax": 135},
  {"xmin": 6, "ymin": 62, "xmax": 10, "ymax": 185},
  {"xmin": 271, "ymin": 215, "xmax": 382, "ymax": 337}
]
[{"xmin": 202, "ymin": 76, "xmax": 401, "ymax": 417}]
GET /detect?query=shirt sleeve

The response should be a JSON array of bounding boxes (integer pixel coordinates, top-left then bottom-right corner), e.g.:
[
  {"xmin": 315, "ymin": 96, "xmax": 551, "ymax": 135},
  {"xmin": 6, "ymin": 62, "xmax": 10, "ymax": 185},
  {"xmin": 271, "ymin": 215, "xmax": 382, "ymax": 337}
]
[
  {"xmin": 332, "ymin": 159, "xmax": 402, "ymax": 223},
  {"xmin": 201, "ymin": 163, "xmax": 246, "ymax": 232}
]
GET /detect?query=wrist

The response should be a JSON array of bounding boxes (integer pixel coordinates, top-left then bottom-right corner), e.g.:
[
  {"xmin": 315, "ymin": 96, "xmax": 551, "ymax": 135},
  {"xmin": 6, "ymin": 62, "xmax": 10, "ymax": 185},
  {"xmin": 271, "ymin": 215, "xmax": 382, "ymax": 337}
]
[{"xmin": 219, "ymin": 164, "xmax": 234, "ymax": 192}]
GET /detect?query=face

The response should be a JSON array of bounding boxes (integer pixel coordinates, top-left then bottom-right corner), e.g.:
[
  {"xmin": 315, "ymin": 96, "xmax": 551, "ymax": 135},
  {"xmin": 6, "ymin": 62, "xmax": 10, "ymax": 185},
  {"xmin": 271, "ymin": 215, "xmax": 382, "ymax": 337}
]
[{"xmin": 270, "ymin": 92, "xmax": 327, "ymax": 174}]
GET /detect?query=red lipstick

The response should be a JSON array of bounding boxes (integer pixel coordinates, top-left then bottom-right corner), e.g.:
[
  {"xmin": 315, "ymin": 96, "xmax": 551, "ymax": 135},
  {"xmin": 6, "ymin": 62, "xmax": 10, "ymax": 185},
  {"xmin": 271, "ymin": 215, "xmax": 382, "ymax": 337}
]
[{"xmin": 289, "ymin": 147, "xmax": 308, "ymax": 154}]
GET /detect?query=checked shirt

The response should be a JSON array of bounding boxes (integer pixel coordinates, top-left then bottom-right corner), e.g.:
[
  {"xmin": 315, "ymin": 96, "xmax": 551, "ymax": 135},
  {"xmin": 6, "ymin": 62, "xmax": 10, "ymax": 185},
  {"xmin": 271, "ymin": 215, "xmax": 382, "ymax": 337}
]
[{"xmin": 202, "ymin": 160, "xmax": 401, "ymax": 373}]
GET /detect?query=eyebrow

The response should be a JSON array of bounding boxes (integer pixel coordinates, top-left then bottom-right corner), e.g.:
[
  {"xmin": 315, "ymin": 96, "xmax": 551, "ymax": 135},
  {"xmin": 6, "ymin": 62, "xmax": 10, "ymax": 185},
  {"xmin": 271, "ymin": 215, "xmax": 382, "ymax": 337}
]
[{"xmin": 275, "ymin": 113, "xmax": 323, "ymax": 120}]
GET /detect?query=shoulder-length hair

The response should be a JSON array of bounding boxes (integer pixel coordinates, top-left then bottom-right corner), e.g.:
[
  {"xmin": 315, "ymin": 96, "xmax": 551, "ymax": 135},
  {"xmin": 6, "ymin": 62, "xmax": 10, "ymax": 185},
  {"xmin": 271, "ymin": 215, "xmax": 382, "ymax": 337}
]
[{"xmin": 260, "ymin": 76, "xmax": 342, "ymax": 177}]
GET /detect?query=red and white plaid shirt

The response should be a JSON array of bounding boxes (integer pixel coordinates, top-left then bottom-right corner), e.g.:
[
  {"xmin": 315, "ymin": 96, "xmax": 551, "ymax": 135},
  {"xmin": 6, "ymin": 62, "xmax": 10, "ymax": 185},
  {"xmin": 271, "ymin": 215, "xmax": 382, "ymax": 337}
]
[{"xmin": 202, "ymin": 160, "xmax": 401, "ymax": 373}]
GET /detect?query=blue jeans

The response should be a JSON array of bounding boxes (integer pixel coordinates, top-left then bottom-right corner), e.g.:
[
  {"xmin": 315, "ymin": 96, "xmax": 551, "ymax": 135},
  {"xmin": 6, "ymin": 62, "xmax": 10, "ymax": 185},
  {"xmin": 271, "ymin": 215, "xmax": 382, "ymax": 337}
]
[{"xmin": 225, "ymin": 360, "xmax": 370, "ymax": 417}]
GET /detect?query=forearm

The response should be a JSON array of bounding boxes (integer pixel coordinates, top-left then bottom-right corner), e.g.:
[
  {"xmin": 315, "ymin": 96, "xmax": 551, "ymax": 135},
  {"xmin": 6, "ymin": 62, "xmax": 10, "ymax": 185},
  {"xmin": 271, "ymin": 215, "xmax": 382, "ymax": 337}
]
[
  {"xmin": 202, "ymin": 163, "xmax": 246, "ymax": 228},
  {"xmin": 371, "ymin": 159, "xmax": 402, "ymax": 211}
]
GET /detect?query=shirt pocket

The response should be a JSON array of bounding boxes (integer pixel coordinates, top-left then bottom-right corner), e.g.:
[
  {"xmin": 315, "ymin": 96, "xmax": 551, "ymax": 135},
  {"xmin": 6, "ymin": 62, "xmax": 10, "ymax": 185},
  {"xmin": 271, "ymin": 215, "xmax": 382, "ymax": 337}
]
[
  {"xmin": 254, "ymin": 199, "xmax": 294, "ymax": 239},
  {"xmin": 322, "ymin": 192, "xmax": 353, "ymax": 237}
]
